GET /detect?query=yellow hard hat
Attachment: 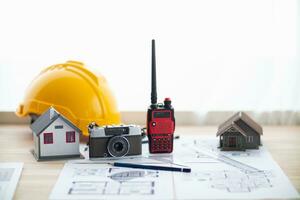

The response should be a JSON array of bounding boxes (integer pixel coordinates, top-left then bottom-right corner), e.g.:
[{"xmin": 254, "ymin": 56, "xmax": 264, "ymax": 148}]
[{"xmin": 16, "ymin": 60, "xmax": 121, "ymax": 136}]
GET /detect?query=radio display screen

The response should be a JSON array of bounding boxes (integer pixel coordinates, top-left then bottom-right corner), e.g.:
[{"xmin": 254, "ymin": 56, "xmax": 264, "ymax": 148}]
[{"xmin": 154, "ymin": 111, "xmax": 170, "ymax": 118}]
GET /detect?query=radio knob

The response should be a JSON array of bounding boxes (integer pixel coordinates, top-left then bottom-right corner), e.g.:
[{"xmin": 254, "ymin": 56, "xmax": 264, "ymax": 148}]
[
  {"xmin": 152, "ymin": 122, "xmax": 156, "ymax": 127},
  {"xmin": 164, "ymin": 97, "xmax": 172, "ymax": 108}
]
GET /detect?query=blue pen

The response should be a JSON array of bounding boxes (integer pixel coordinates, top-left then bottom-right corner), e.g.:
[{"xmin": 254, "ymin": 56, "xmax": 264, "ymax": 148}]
[{"xmin": 113, "ymin": 162, "xmax": 191, "ymax": 173}]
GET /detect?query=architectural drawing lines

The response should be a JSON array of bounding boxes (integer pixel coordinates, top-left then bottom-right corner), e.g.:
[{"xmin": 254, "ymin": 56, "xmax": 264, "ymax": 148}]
[{"xmin": 68, "ymin": 181, "xmax": 155, "ymax": 195}]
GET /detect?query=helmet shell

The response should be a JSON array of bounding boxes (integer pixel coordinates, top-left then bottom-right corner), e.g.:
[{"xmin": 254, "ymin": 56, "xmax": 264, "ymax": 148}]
[{"xmin": 16, "ymin": 60, "xmax": 121, "ymax": 136}]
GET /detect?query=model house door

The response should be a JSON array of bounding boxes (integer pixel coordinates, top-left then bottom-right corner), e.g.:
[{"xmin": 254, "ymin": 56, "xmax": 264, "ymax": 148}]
[{"xmin": 228, "ymin": 136, "xmax": 237, "ymax": 148}]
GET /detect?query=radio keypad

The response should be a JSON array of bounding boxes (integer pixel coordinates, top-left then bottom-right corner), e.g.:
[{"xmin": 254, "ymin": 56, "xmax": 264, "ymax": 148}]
[{"xmin": 151, "ymin": 137, "xmax": 172, "ymax": 151}]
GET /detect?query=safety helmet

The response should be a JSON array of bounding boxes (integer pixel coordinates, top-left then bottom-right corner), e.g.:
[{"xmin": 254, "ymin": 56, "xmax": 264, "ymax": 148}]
[{"xmin": 16, "ymin": 60, "xmax": 121, "ymax": 136}]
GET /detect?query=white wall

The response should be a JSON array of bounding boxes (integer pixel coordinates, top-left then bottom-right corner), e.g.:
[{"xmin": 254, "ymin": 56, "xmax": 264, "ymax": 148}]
[{"xmin": 0, "ymin": 0, "xmax": 299, "ymax": 112}]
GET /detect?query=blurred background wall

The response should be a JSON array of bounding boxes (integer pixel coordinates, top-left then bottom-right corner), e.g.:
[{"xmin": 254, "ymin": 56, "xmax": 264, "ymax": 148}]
[{"xmin": 0, "ymin": 0, "xmax": 299, "ymax": 124}]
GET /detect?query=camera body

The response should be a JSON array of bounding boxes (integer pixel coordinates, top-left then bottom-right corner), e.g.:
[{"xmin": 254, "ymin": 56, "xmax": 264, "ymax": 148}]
[
  {"xmin": 147, "ymin": 98, "xmax": 175, "ymax": 153},
  {"xmin": 88, "ymin": 123, "xmax": 142, "ymax": 158}
]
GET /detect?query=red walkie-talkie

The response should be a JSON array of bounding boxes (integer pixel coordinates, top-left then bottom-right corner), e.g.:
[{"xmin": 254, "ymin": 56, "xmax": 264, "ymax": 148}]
[{"xmin": 147, "ymin": 39, "xmax": 175, "ymax": 154}]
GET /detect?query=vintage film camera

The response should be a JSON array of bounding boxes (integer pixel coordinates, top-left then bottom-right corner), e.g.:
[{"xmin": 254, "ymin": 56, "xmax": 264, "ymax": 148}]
[
  {"xmin": 88, "ymin": 123, "xmax": 142, "ymax": 158},
  {"xmin": 147, "ymin": 40, "xmax": 175, "ymax": 154}
]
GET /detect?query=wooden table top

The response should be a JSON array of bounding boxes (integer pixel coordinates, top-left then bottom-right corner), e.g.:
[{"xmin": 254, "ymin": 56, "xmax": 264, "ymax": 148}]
[{"xmin": 0, "ymin": 125, "xmax": 299, "ymax": 199}]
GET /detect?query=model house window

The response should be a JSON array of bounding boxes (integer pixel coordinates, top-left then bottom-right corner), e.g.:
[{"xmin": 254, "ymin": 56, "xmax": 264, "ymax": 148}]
[
  {"xmin": 44, "ymin": 133, "xmax": 53, "ymax": 144},
  {"xmin": 247, "ymin": 136, "xmax": 253, "ymax": 143},
  {"xmin": 55, "ymin": 125, "xmax": 63, "ymax": 129},
  {"xmin": 66, "ymin": 131, "xmax": 76, "ymax": 143}
]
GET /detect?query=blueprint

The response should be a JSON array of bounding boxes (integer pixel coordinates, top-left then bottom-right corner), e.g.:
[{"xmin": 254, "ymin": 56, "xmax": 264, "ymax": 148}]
[
  {"xmin": 50, "ymin": 136, "xmax": 299, "ymax": 199},
  {"xmin": 0, "ymin": 162, "xmax": 23, "ymax": 200},
  {"xmin": 49, "ymin": 163, "xmax": 173, "ymax": 200}
]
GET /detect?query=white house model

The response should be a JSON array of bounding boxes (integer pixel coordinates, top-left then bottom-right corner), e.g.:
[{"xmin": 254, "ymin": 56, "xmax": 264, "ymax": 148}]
[{"xmin": 30, "ymin": 107, "xmax": 81, "ymax": 161}]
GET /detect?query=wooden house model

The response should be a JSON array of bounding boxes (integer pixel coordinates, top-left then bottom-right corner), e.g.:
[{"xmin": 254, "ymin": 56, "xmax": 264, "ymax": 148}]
[{"xmin": 216, "ymin": 112, "xmax": 263, "ymax": 151}]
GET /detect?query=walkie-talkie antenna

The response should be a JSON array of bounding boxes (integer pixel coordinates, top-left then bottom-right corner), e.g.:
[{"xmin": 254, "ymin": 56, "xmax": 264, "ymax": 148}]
[{"xmin": 151, "ymin": 39, "xmax": 157, "ymax": 106}]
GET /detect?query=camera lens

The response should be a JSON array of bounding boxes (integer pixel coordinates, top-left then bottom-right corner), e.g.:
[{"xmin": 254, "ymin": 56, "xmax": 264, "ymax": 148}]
[
  {"xmin": 114, "ymin": 142, "xmax": 124, "ymax": 152},
  {"xmin": 107, "ymin": 136, "xmax": 130, "ymax": 157}
]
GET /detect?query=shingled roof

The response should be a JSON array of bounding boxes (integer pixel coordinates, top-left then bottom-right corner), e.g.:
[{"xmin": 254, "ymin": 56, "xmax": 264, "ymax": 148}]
[
  {"xmin": 30, "ymin": 107, "xmax": 81, "ymax": 136},
  {"xmin": 216, "ymin": 112, "xmax": 263, "ymax": 137}
]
